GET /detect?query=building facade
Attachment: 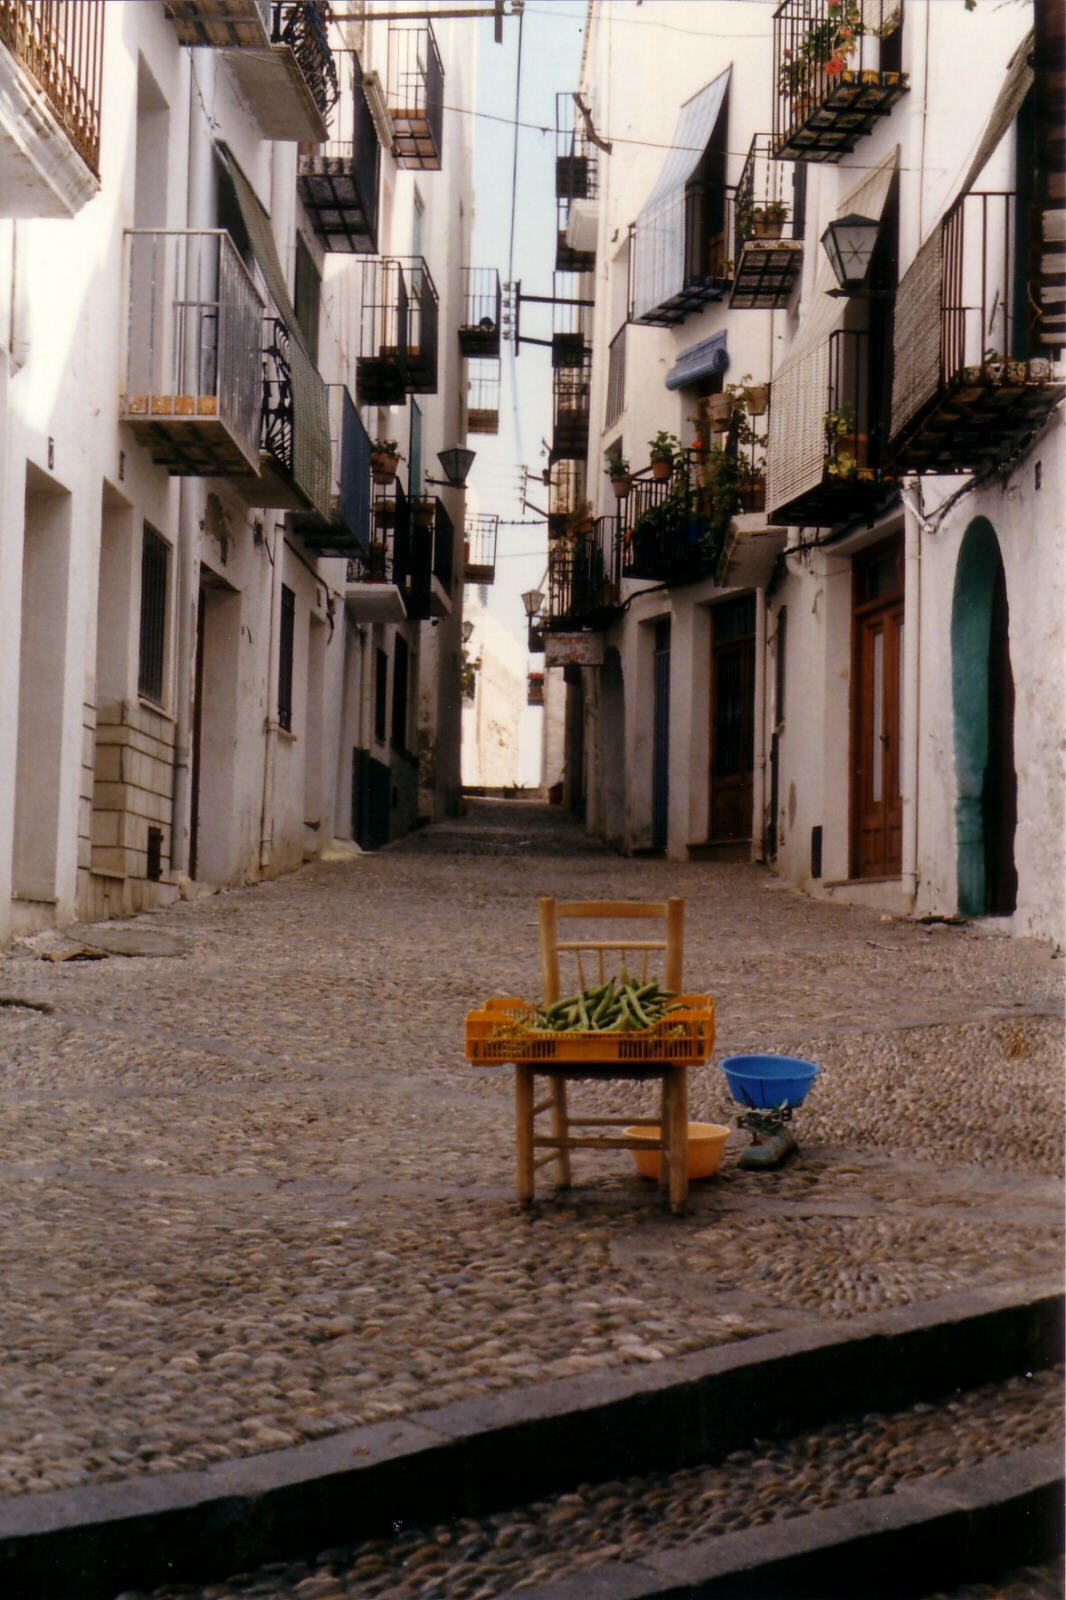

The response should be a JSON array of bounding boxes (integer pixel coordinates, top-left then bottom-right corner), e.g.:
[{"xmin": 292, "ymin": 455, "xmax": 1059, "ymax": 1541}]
[
  {"xmin": 537, "ymin": 0, "xmax": 1064, "ymax": 945},
  {"xmin": 0, "ymin": 0, "xmax": 493, "ymax": 945}
]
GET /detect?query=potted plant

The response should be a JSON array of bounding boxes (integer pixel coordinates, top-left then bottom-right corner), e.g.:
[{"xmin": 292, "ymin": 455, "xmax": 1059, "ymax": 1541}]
[
  {"xmin": 370, "ymin": 439, "xmax": 401, "ymax": 484},
  {"xmin": 605, "ymin": 446, "xmax": 631, "ymax": 498},
  {"xmin": 705, "ymin": 393, "xmax": 734, "ymax": 433},
  {"xmin": 648, "ymin": 431, "xmax": 681, "ymax": 480},
  {"xmin": 411, "ymin": 495, "xmax": 436, "ymax": 528},
  {"xmin": 565, "ymin": 499, "xmax": 594, "ymax": 541},
  {"xmin": 743, "ymin": 201, "xmax": 789, "ymax": 242},
  {"xmin": 824, "ymin": 405, "xmax": 867, "ymax": 478}
]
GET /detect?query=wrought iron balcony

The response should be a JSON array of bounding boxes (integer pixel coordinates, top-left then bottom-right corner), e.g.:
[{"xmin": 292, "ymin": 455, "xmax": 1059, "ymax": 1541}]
[
  {"xmin": 406, "ymin": 496, "xmax": 454, "ymax": 620},
  {"xmin": 356, "ymin": 257, "xmax": 408, "ymax": 404},
  {"xmin": 176, "ymin": 1, "xmax": 337, "ymax": 142},
  {"xmin": 289, "ymin": 384, "xmax": 372, "ymax": 557},
  {"xmin": 629, "ymin": 181, "xmax": 733, "ymax": 326},
  {"xmin": 386, "ymin": 22, "xmax": 443, "ymax": 170},
  {"xmin": 459, "ymin": 268, "xmax": 501, "ymax": 357},
  {"xmin": 551, "ymin": 351, "xmax": 592, "ymax": 462},
  {"xmin": 890, "ymin": 190, "xmax": 1066, "ymax": 475},
  {"xmin": 772, "ymin": 0, "xmax": 908, "ymax": 164},
  {"xmin": 464, "ymin": 514, "xmax": 498, "ymax": 585},
  {"xmin": 467, "ymin": 358, "xmax": 500, "ymax": 436},
  {"xmin": 622, "ymin": 451, "xmax": 747, "ymax": 587},
  {"xmin": 767, "ymin": 326, "xmax": 896, "ymax": 525},
  {"xmin": 297, "ymin": 51, "xmax": 380, "ymax": 254},
  {"xmin": 121, "ymin": 229, "xmax": 264, "ymax": 477},
  {"xmin": 547, "ymin": 515, "xmax": 621, "ymax": 627},
  {"xmin": 547, "ymin": 458, "xmax": 583, "ymax": 541},
  {"xmin": 0, "ymin": 0, "xmax": 104, "ymax": 212},
  {"xmin": 555, "ymin": 90, "xmax": 598, "ymax": 273},
  {"xmin": 730, "ymin": 134, "xmax": 803, "ymax": 311},
  {"xmin": 346, "ymin": 481, "xmax": 411, "ymax": 624}
]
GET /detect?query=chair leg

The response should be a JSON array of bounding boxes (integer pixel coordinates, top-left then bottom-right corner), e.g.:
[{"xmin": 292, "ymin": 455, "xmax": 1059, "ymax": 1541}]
[
  {"xmin": 516, "ymin": 1065, "xmax": 535, "ymax": 1207},
  {"xmin": 549, "ymin": 1076, "xmax": 573, "ymax": 1189},
  {"xmin": 666, "ymin": 1065, "xmax": 689, "ymax": 1215},
  {"xmin": 657, "ymin": 1074, "xmax": 671, "ymax": 1198}
]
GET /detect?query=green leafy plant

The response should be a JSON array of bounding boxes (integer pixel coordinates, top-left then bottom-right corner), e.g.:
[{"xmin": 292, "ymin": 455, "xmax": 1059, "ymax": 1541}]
[
  {"xmin": 371, "ymin": 438, "xmax": 400, "ymax": 457},
  {"xmin": 778, "ymin": 0, "xmax": 863, "ymax": 99},
  {"xmin": 824, "ymin": 404, "xmax": 860, "ymax": 477},
  {"xmin": 605, "ymin": 446, "xmax": 630, "ymax": 477},
  {"xmin": 648, "ymin": 430, "xmax": 682, "ymax": 464}
]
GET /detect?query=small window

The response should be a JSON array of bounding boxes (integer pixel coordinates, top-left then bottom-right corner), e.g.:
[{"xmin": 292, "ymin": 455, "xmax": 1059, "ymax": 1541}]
[
  {"xmin": 138, "ymin": 523, "xmax": 169, "ymax": 704},
  {"xmin": 391, "ymin": 634, "xmax": 409, "ymax": 751},
  {"xmin": 294, "ymin": 234, "xmax": 321, "ymax": 363},
  {"xmin": 278, "ymin": 584, "xmax": 295, "ymax": 732}
]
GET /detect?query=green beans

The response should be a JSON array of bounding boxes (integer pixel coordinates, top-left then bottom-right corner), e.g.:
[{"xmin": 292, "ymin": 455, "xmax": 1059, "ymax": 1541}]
[{"xmin": 527, "ymin": 977, "xmax": 681, "ymax": 1033}]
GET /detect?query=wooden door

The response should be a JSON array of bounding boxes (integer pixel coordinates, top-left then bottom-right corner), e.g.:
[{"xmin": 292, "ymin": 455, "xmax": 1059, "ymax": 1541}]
[
  {"xmin": 710, "ymin": 595, "xmax": 756, "ymax": 842},
  {"xmin": 189, "ymin": 585, "xmax": 207, "ymax": 881},
  {"xmin": 852, "ymin": 539, "xmax": 904, "ymax": 878}
]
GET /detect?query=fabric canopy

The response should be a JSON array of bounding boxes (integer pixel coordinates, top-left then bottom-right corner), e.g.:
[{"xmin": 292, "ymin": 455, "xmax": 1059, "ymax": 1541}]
[
  {"xmin": 217, "ymin": 143, "xmax": 332, "ymax": 519},
  {"xmin": 630, "ymin": 67, "xmax": 731, "ymax": 324}
]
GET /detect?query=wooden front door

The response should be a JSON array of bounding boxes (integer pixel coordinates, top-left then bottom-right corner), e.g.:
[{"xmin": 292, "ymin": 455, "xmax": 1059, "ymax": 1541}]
[
  {"xmin": 710, "ymin": 595, "xmax": 756, "ymax": 842},
  {"xmin": 852, "ymin": 538, "xmax": 904, "ymax": 878}
]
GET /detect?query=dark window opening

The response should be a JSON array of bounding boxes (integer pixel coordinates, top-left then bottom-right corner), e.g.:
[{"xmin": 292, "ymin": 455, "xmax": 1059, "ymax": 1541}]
[
  {"xmin": 278, "ymin": 583, "xmax": 295, "ymax": 732},
  {"xmin": 391, "ymin": 634, "xmax": 409, "ymax": 751},
  {"xmin": 215, "ymin": 156, "xmax": 253, "ymax": 271},
  {"xmin": 775, "ymin": 606, "xmax": 787, "ymax": 726},
  {"xmin": 374, "ymin": 646, "xmax": 388, "ymax": 745},
  {"xmin": 146, "ymin": 826, "xmax": 164, "ymax": 882},
  {"xmin": 138, "ymin": 523, "xmax": 169, "ymax": 704}
]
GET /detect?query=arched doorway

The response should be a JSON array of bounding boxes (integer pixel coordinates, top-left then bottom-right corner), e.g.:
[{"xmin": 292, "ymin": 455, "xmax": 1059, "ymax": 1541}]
[{"xmin": 951, "ymin": 519, "xmax": 1017, "ymax": 917}]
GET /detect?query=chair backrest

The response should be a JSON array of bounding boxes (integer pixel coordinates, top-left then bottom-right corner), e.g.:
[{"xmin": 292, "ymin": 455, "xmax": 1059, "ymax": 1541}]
[{"xmin": 538, "ymin": 897, "xmax": 684, "ymax": 1004}]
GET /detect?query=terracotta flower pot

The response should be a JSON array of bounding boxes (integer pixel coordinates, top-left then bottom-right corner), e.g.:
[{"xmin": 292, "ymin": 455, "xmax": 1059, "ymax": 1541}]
[
  {"xmin": 610, "ymin": 473, "xmax": 632, "ymax": 499},
  {"xmin": 370, "ymin": 451, "xmax": 399, "ymax": 485},
  {"xmin": 651, "ymin": 458, "xmax": 672, "ymax": 480}
]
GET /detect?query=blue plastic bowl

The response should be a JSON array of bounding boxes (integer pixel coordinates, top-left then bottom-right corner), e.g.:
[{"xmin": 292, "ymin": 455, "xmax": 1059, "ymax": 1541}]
[{"xmin": 720, "ymin": 1053, "xmax": 820, "ymax": 1110}]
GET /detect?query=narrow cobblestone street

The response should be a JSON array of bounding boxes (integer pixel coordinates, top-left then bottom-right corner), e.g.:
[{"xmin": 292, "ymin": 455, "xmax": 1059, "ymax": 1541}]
[{"xmin": 0, "ymin": 799, "xmax": 1062, "ymax": 1597}]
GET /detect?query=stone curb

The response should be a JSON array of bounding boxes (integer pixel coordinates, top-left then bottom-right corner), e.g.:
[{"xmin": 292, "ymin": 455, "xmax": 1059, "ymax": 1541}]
[
  {"xmin": 503, "ymin": 1443, "xmax": 1065, "ymax": 1600},
  {"xmin": 0, "ymin": 1280, "xmax": 1060, "ymax": 1600}
]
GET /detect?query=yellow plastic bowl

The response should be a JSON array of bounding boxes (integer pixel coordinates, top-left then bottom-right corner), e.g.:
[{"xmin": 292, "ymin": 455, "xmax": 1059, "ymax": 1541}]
[{"xmin": 624, "ymin": 1122, "xmax": 731, "ymax": 1181}]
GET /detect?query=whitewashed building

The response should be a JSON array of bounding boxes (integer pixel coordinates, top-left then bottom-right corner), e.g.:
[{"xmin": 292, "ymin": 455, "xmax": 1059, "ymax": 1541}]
[
  {"xmin": 0, "ymin": 0, "xmax": 492, "ymax": 945},
  {"xmin": 540, "ymin": 0, "xmax": 1064, "ymax": 943}
]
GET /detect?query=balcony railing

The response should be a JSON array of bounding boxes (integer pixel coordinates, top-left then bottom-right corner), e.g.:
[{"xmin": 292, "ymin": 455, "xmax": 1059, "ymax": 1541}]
[
  {"xmin": 297, "ymin": 50, "xmax": 380, "ymax": 254},
  {"xmin": 459, "ymin": 268, "xmax": 501, "ymax": 357},
  {"xmin": 547, "ymin": 515, "xmax": 621, "ymax": 626},
  {"xmin": 547, "ymin": 458, "xmax": 583, "ymax": 541},
  {"xmin": 890, "ymin": 190, "xmax": 1066, "ymax": 475},
  {"xmin": 346, "ymin": 482, "xmax": 411, "ymax": 622},
  {"xmin": 551, "ymin": 351, "xmax": 592, "ymax": 462},
  {"xmin": 290, "ymin": 384, "xmax": 372, "ymax": 557},
  {"xmin": 772, "ymin": 0, "xmax": 907, "ymax": 164},
  {"xmin": 730, "ymin": 134, "xmax": 804, "ymax": 311},
  {"xmin": 386, "ymin": 22, "xmax": 443, "ymax": 170},
  {"xmin": 767, "ymin": 326, "xmax": 895, "ymax": 525},
  {"xmin": 467, "ymin": 358, "xmax": 500, "ymax": 435},
  {"xmin": 555, "ymin": 90, "xmax": 598, "ymax": 273},
  {"xmin": 356, "ymin": 257, "xmax": 408, "ymax": 404},
  {"xmin": 0, "ymin": 0, "xmax": 105, "ymax": 176},
  {"xmin": 621, "ymin": 450, "xmax": 747, "ymax": 587},
  {"xmin": 121, "ymin": 229, "xmax": 264, "ymax": 477},
  {"xmin": 464, "ymin": 513, "xmax": 498, "ymax": 585}
]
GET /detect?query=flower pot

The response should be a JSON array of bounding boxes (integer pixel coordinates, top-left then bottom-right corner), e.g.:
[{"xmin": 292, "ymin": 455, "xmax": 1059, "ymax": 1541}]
[
  {"xmin": 750, "ymin": 216, "xmax": 784, "ymax": 241},
  {"xmin": 650, "ymin": 457, "xmax": 672, "ymax": 480},
  {"xmin": 743, "ymin": 383, "xmax": 769, "ymax": 417},
  {"xmin": 706, "ymin": 394, "xmax": 733, "ymax": 433},
  {"xmin": 610, "ymin": 473, "xmax": 631, "ymax": 499},
  {"xmin": 412, "ymin": 499, "xmax": 436, "ymax": 528},
  {"xmin": 370, "ymin": 451, "xmax": 399, "ymax": 485}
]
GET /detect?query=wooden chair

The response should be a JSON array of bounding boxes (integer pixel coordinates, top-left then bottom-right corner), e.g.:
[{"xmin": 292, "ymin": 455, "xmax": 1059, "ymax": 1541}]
[{"xmin": 515, "ymin": 897, "xmax": 690, "ymax": 1214}]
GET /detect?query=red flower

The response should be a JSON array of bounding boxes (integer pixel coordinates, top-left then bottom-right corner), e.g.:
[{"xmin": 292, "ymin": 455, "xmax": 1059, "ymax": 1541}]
[
  {"xmin": 839, "ymin": 25, "xmax": 853, "ymax": 38},
  {"xmin": 826, "ymin": 54, "xmax": 846, "ymax": 75}
]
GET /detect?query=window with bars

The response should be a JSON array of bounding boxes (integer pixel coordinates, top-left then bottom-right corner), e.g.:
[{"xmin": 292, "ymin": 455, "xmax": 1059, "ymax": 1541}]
[
  {"xmin": 138, "ymin": 523, "xmax": 169, "ymax": 704},
  {"xmin": 278, "ymin": 583, "xmax": 295, "ymax": 732}
]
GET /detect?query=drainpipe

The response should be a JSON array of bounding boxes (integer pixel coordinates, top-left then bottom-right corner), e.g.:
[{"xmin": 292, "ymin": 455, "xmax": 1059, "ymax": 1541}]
[
  {"xmin": 900, "ymin": 484, "xmax": 928, "ymax": 909},
  {"xmin": 259, "ymin": 522, "xmax": 282, "ymax": 870},
  {"xmin": 171, "ymin": 54, "xmax": 214, "ymax": 876},
  {"xmin": 752, "ymin": 588, "xmax": 768, "ymax": 862}
]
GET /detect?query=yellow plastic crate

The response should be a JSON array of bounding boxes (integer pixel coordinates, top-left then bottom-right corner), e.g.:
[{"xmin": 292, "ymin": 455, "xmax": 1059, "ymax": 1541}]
[{"xmin": 465, "ymin": 995, "xmax": 715, "ymax": 1066}]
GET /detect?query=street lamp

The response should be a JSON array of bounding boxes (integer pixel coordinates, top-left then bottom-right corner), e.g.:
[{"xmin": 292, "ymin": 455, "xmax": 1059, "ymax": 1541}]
[
  {"xmin": 461, "ymin": 619, "xmax": 475, "ymax": 643},
  {"xmin": 820, "ymin": 214, "xmax": 880, "ymax": 295},
  {"xmin": 522, "ymin": 587, "xmax": 545, "ymax": 654},
  {"xmin": 424, "ymin": 446, "xmax": 477, "ymax": 489}
]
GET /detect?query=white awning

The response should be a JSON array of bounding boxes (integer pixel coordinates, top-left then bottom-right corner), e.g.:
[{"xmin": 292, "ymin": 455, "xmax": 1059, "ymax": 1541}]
[{"xmin": 630, "ymin": 68, "xmax": 731, "ymax": 323}]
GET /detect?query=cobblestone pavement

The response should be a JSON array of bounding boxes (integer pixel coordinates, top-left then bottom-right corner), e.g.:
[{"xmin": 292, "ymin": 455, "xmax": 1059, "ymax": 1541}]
[{"xmin": 0, "ymin": 800, "xmax": 1061, "ymax": 1534}]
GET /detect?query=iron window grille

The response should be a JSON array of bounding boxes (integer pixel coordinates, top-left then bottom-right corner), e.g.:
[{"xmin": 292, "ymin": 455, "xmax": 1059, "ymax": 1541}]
[{"xmin": 138, "ymin": 523, "xmax": 169, "ymax": 704}]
